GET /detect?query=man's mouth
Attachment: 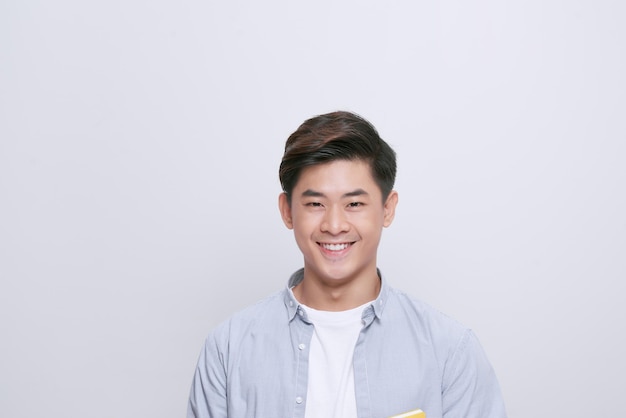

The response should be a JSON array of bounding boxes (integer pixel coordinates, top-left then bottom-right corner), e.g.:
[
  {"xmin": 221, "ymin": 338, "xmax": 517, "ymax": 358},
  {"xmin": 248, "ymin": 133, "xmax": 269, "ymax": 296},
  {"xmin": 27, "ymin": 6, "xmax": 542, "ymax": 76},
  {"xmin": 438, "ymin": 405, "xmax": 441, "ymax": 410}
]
[{"xmin": 318, "ymin": 242, "xmax": 353, "ymax": 251}]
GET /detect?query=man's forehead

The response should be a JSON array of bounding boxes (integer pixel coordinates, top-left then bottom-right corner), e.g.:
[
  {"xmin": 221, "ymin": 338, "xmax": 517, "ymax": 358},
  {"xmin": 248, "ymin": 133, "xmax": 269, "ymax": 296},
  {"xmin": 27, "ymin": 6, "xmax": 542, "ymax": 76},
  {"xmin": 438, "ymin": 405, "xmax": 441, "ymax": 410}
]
[
  {"xmin": 297, "ymin": 159, "xmax": 372, "ymax": 177},
  {"xmin": 293, "ymin": 160, "xmax": 379, "ymax": 197}
]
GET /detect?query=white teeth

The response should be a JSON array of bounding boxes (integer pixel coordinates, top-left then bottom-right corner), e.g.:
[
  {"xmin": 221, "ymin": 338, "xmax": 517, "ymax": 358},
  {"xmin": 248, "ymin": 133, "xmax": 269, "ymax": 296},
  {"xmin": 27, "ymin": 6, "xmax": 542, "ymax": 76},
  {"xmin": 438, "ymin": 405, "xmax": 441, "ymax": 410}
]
[{"xmin": 322, "ymin": 243, "xmax": 349, "ymax": 251}]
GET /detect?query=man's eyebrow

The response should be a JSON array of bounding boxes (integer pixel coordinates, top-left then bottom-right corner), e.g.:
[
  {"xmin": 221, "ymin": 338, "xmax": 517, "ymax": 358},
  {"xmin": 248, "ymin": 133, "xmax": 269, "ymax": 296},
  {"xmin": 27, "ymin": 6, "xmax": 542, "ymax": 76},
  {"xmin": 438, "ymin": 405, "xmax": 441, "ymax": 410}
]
[
  {"xmin": 301, "ymin": 189, "xmax": 325, "ymax": 198},
  {"xmin": 300, "ymin": 189, "xmax": 369, "ymax": 198},
  {"xmin": 342, "ymin": 188, "xmax": 368, "ymax": 198}
]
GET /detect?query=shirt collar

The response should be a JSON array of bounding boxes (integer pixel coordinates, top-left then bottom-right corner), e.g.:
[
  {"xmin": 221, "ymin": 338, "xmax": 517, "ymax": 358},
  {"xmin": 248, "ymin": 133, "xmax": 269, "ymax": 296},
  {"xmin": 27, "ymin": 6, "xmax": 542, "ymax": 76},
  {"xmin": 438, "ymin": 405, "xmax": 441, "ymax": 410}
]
[{"xmin": 283, "ymin": 268, "xmax": 389, "ymax": 321}]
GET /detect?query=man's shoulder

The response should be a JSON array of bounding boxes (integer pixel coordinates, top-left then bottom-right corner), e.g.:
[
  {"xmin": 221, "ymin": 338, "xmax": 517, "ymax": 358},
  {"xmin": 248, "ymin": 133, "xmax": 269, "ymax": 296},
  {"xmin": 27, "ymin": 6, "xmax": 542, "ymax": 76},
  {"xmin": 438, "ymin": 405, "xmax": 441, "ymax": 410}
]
[
  {"xmin": 385, "ymin": 285, "xmax": 470, "ymax": 343},
  {"xmin": 207, "ymin": 289, "xmax": 288, "ymax": 342}
]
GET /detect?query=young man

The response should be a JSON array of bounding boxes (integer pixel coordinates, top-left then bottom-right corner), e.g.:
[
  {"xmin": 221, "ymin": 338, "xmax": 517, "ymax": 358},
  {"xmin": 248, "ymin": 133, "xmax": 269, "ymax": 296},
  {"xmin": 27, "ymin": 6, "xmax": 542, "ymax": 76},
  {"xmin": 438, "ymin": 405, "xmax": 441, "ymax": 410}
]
[{"xmin": 187, "ymin": 111, "xmax": 507, "ymax": 418}]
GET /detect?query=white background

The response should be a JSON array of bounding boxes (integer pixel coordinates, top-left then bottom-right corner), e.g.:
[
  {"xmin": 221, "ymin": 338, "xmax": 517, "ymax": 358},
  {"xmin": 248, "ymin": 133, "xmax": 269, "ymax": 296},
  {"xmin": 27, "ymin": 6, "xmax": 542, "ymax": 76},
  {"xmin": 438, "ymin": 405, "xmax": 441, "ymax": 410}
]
[{"xmin": 1, "ymin": 1, "xmax": 625, "ymax": 417}]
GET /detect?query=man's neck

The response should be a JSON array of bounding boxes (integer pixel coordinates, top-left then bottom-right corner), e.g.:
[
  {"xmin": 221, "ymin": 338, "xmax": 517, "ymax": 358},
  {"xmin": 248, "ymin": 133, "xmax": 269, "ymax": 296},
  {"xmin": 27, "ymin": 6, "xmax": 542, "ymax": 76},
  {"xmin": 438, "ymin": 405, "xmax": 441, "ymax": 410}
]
[{"xmin": 292, "ymin": 270, "xmax": 381, "ymax": 311}]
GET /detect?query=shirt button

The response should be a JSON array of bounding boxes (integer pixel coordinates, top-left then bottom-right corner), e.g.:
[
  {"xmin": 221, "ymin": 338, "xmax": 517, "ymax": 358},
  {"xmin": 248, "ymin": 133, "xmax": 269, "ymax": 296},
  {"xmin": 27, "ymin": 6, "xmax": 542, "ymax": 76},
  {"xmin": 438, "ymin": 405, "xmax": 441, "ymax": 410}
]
[
  {"xmin": 295, "ymin": 396, "xmax": 303, "ymax": 404},
  {"xmin": 289, "ymin": 301, "xmax": 294, "ymax": 307},
  {"xmin": 298, "ymin": 343, "xmax": 306, "ymax": 350},
  {"xmin": 298, "ymin": 309, "xmax": 303, "ymax": 316}
]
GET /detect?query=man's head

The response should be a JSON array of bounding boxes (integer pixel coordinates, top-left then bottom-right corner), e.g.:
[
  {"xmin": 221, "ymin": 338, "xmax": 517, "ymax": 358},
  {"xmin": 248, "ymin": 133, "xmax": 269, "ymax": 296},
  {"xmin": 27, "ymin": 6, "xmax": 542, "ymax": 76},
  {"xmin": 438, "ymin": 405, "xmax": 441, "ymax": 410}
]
[
  {"xmin": 279, "ymin": 111, "xmax": 397, "ymax": 204},
  {"xmin": 278, "ymin": 111, "xmax": 399, "ymax": 301}
]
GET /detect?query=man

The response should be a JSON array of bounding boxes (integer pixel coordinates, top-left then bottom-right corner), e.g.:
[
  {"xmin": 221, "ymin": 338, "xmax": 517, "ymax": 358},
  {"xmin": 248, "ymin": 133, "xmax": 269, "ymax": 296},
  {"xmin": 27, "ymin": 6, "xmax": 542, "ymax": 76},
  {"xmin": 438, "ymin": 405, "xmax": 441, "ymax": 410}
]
[{"xmin": 187, "ymin": 111, "xmax": 507, "ymax": 418}]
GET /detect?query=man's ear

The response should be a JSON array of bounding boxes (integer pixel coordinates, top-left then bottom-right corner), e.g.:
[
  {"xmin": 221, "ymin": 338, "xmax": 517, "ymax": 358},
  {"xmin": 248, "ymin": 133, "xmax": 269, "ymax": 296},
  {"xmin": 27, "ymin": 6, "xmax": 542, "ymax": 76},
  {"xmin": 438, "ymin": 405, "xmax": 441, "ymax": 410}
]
[
  {"xmin": 383, "ymin": 190, "xmax": 398, "ymax": 228},
  {"xmin": 278, "ymin": 192, "xmax": 294, "ymax": 229}
]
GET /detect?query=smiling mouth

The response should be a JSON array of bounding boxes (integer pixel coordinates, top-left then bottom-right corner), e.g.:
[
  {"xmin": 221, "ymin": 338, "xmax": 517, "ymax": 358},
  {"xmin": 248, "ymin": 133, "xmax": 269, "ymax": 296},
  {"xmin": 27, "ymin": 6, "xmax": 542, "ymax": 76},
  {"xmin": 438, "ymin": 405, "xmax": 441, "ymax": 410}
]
[{"xmin": 318, "ymin": 242, "xmax": 354, "ymax": 251}]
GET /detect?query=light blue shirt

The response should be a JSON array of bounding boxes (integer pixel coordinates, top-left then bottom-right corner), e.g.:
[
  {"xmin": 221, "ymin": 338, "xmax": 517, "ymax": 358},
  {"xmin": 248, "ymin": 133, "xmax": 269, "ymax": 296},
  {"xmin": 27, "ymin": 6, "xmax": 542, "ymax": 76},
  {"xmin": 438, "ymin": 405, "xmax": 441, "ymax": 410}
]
[{"xmin": 187, "ymin": 270, "xmax": 507, "ymax": 418}]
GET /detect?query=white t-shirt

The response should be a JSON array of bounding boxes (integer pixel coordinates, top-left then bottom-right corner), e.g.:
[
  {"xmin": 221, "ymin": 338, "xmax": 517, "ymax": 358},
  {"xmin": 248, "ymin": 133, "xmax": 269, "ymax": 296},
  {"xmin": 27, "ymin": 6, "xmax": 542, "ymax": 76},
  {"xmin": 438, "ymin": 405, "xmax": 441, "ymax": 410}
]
[{"xmin": 301, "ymin": 301, "xmax": 372, "ymax": 418}]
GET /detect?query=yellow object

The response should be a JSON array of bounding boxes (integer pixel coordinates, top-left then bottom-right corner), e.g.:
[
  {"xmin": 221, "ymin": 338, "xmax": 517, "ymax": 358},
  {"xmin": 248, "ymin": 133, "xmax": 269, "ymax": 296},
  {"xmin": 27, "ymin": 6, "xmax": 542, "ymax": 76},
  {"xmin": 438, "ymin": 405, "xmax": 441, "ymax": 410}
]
[{"xmin": 388, "ymin": 408, "xmax": 426, "ymax": 418}]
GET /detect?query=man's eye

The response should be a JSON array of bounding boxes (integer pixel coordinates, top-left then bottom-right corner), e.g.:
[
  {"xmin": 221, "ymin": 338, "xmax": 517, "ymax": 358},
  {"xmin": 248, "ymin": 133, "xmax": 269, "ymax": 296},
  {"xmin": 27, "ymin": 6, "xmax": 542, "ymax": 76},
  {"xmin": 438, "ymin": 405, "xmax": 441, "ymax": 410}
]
[
  {"xmin": 306, "ymin": 202, "xmax": 323, "ymax": 207},
  {"xmin": 348, "ymin": 202, "xmax": 364, "ymax": 208}
]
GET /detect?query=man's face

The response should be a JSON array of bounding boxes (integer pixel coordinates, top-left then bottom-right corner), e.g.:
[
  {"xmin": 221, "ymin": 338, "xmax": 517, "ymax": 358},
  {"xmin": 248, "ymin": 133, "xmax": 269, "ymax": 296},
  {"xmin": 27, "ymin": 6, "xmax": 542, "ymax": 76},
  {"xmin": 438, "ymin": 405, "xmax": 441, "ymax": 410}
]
[{"xmin": 279, "ymin": 159, "xmax": 397, "ymax": 288}]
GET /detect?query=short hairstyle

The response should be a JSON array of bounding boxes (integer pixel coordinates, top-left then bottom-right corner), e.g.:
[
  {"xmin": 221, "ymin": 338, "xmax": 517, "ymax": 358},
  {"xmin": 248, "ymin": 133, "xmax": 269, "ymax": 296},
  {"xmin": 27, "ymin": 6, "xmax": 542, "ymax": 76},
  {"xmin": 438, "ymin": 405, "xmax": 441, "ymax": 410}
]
[{"xmin": 279, "ymin": 111, "xmax": 397, "ymax": 203}]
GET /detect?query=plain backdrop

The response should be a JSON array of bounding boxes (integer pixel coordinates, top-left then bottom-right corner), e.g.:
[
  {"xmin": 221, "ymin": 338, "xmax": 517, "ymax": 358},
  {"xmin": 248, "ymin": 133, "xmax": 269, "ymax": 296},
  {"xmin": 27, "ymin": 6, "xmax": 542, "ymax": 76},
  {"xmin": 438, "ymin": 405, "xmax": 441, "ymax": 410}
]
[{"xmin": 1, "ymin": 1, "xmax": 625, "ymax": 417}]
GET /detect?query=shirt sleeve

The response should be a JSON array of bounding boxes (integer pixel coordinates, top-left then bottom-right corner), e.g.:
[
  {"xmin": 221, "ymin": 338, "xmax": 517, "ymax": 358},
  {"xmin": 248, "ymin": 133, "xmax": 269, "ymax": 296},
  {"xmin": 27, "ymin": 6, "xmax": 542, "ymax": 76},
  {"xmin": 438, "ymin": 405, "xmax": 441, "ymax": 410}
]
[
  {"xmin": 441, "ymin": 330, "xmax": 508, "ymax": 418},
  {"xmin": 187, "ymin": 332, "xmax": 228, "ymax": 418}
]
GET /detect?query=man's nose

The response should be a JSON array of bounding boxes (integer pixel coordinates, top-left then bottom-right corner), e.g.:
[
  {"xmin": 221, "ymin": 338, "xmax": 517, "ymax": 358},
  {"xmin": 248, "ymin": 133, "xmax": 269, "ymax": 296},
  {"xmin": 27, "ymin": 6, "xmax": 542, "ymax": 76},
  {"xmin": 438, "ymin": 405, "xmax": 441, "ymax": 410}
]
[{"xmin": 320, "ymin": 206, "xmax": 349, "ymax": 234}]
